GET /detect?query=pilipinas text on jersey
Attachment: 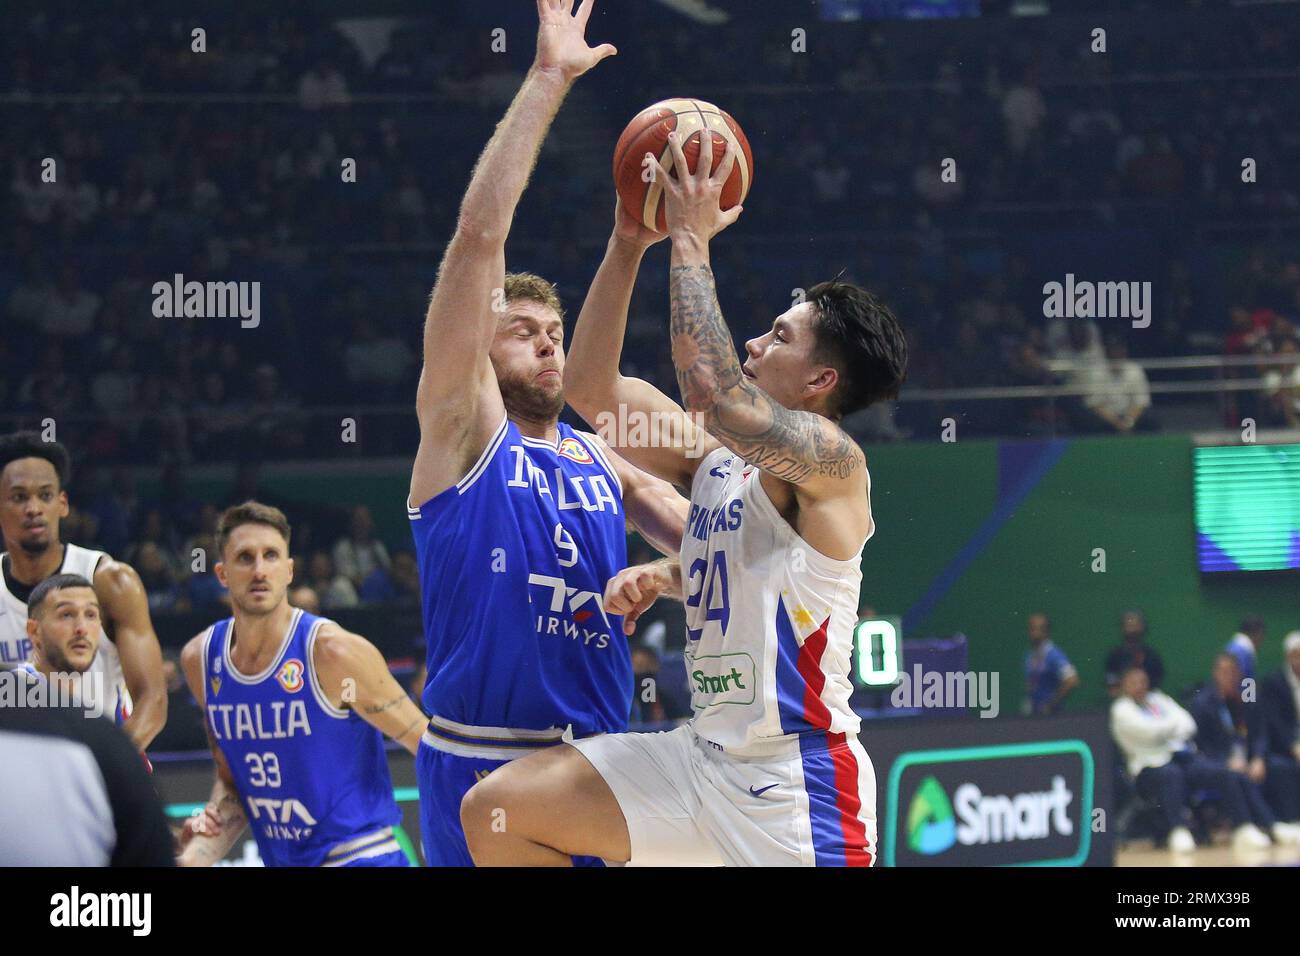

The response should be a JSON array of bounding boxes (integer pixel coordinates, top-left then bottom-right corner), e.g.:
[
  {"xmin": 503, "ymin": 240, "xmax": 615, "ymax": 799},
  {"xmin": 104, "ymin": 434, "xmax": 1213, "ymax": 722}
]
[
  {"xmin": 200, "ymin": 608, "xmax": 400, "ymax": 866},
  {"xmin": 408, "ymin": 418, "xmax": 631, "ymax": 737}
]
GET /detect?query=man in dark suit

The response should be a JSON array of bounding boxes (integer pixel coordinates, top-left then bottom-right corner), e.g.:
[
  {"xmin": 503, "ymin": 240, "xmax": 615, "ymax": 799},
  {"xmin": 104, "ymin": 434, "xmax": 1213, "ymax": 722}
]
[
  {"xmin": 1190, "ymin": 654, "xmax": 1300, "ymax": 843},
  {"xmin": 1259, "ymin": 632, "xmax": 1300, "ymax": 822},
  {"xmin": 1104, "ymin": 608, "xmax": 1165, "ymax": 697}
]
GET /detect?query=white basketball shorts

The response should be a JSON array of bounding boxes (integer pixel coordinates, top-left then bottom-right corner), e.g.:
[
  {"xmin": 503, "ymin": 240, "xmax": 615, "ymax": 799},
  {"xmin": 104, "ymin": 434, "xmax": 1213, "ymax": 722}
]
[{"xmin": 569, "ymin": 723, "xmax": 877, "ymax": 867}]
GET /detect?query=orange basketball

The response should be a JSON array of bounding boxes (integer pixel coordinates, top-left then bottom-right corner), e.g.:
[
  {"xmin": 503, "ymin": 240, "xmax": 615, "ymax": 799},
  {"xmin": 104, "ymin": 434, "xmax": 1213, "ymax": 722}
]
[{"xmin": 613, "ymin": 98, "xmax": 754, "ymax": 234}]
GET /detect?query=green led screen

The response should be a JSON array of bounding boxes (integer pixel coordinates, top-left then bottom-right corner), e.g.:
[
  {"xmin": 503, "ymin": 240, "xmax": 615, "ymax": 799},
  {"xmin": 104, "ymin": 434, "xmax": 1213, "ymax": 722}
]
[{"xmin": 1193, "ymin": 443, "xmax": 1300, "ymax": 572}]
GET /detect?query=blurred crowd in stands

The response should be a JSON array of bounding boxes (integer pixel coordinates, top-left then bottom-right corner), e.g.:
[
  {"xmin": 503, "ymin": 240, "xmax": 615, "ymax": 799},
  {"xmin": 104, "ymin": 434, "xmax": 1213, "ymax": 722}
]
[{"xmin": 3, "ymin": 6, "xmax": 1300, "ymax": 464}]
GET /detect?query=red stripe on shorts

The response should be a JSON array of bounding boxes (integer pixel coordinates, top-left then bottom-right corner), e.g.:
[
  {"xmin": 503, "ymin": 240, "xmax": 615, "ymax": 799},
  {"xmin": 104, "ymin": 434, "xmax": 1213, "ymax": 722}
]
[{"xmin": 828, "ymin": 732, "xmax": 873, "ymax": 867}]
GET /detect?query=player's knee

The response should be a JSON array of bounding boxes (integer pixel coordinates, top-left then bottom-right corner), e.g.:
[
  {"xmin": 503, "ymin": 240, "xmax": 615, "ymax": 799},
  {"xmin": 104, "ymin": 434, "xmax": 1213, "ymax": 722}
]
[{"xmin": 461, "ymin": 772, "xmax": 511, "ymax": 845}]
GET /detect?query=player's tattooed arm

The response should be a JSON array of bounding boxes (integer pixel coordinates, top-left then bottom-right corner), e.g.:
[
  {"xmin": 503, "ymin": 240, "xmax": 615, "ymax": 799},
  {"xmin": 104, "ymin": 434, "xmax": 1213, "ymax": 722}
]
[
  {"xmin": 362, "ymin": 693, "xmax": 409, "ymax": 715},
  {"xmin": 313, "ymin": 625, "xmax": 428, "ymax": 756},
  {"xmin": 668, "ymin": 264, "xmax": 865, "ymax": 489},
  {"xmin": 177, "ymin": 753, "xmax": 249, "ymax": 867},
  {"xmin": 177, "ymin": 633, "xmax": 248, "ymax": 866}
]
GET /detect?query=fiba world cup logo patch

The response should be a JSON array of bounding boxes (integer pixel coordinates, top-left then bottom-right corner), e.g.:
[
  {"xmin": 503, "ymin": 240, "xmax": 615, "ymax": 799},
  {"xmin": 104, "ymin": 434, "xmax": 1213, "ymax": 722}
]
[
  {"xmin": 277, "ymin": 658, "xmax": 305, "ymax": 693},
  {"xmin": 558, "ymin": 437, "xmax": 593, "ymax": 464}
]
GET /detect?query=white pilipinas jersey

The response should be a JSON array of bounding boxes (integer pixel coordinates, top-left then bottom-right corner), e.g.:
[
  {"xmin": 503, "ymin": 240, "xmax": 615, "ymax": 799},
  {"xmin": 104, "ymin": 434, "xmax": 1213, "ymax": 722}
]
[
  {"xmin": 0, "ymin": 544, "xmax": 131, "ymax": 722},
  {"xmin": 681, "ymin": 448, "xmax": 869, "ymax": 756}
]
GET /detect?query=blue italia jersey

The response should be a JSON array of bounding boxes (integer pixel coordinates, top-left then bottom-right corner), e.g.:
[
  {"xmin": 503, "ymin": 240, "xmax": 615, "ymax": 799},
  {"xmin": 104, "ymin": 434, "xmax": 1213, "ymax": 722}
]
[
  {"xmin": 1025, "ymin": 641, "xmax": 1077, "ymax": 714},
  {"xmin": 408, "ymin": 416, "xmax": 631, "ymax": 737},
  {"xmin": 200, "ymin": 609, "xmax": 401, "ymax": 867}
]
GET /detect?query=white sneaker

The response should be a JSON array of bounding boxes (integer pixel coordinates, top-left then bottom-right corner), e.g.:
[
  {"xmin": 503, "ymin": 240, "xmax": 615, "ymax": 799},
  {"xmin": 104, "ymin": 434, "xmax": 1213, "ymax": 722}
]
[
  {"xmin": 1232, "ymin": 823, "xmax": 1272, "ymax": 850},
  {"xmin": 1271, "ymin": 822, "xmax": 1300, "ymax": 845},
  {"xmin": 1168, "ymin": 827, "xmax": 1196, "ymax": 853}
]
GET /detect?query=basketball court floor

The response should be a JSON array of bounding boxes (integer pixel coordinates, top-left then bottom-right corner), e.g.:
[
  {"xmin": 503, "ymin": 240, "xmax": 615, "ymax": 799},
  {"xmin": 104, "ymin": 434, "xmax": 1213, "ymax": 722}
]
[{"xmin": 1116, "ymin": 841, "xmax": 1300, "ymax": 867}]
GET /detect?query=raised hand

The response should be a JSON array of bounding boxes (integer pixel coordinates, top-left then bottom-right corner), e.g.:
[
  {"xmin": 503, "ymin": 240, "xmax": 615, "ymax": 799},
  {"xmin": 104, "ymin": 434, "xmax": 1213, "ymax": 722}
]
[
  {"xmin": 535, "ymin": 0, "xmax": 617, "ymax": 83},
  {"xmin": 175, "ymin": 802, "xmax": 223, "ymax": 859},
  {"xmin": 644, "ymin": 127, "xmax": 743, "ymax": 245},
  {"xmin": 612, "ymin": 194, "xmax": 668, "ymax": 249}
]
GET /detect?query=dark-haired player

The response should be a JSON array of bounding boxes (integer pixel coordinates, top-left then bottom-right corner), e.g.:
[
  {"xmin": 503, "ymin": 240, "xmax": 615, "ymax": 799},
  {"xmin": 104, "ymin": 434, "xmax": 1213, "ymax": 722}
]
[
  {"xmin": 18, "ymin": 573, "xmax": 126, "ymax": 720},
  {"xmin": 178, "ymin": 502, "xmax": 426, "ymax": 866},
  {"xmin": 463, "ymin": 129, "xmax": 908, "ymax": 866},
  {"xmin": 0, "ymin": 432, "xmax": 167, "ymax": 749}
]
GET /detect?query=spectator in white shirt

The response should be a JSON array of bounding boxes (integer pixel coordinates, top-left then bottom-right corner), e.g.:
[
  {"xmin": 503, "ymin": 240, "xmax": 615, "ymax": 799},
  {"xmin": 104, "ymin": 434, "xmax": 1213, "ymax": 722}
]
[
  {"xmin": 343, "ymin": 316, "xmax": 415, "ymax": 399},
  {"xmin": 307, "ymin": 551, "xmax": 358, "ymax": 610},
  {"xmin": 1111, "ymin": 666, "xmax": 1279, "ymax": 853},
  {"xmin": 1046, "ymin": 315, "xmax": 1103, "ymax": 367},
  {"xmin": 7, "ymin": 256, "xmax": 54, "ymax": 328},
  {"xmin": 90, "ymin": 345, "xmax": 138, "ymax": 419},
  {"xmin": 39, "ymin": 265, "xmax": 101, "ymax": 337},
  {"xmin": 812, "ymin": 156, "xmax": 850, "ymax": 205},
  {"xmin": 298, "ymin": 59, "xmax": 351, "ymax": 110},
  {"xmin": 332, "ymin": 505, "xmax": 390, "ymax": 590},
  {"xmin": 1078, "ymin": 336, "xmax": 1154, "ymax": 433},
  {"xmin": 1001, "ymin": 69, "xmax": 1046, "ymax": 152},
  {"xmin": 1263, "ymin": 336, "xmax": 1300, "ymax": 428}
]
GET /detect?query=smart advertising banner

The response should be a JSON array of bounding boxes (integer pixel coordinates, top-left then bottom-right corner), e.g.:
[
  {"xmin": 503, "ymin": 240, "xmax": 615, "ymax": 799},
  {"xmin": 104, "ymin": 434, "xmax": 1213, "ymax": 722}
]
[{"xmin": 871, "ymin": 713, "xmax": 1114, "ymax": 866}]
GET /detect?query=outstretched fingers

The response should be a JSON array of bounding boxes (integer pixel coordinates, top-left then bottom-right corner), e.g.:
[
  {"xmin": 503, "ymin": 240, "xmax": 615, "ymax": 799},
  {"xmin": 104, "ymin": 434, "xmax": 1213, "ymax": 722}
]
[
  {"xmin": 665, "ymin": 129, "xmax": 689, "ymax": 183},
  {"xmin": 694, "ymin": 128, "xmax": 715, "ymax": 184},
  {"xmin": 645, "ymin": 151, "xmax": 671, "ymax": 192},
  {"xmin": 712, "ymin": 132, "xmax": 737, "ymax": 187}
]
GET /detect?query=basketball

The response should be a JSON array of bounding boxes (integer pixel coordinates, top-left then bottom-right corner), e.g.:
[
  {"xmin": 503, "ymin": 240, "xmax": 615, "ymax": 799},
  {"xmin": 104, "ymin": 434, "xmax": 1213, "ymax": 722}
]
[{"xmin": 613, "ymin": 98, "xmax": 754, "ymax": 233}]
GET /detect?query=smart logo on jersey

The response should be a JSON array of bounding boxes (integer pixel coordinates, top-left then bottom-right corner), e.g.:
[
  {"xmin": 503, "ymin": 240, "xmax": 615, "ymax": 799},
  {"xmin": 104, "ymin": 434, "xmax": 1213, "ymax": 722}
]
[
  {"xmin": 557, "ymin": 437, "xmax": 593, "ymax": 464},
  {"xmin": 907, "ymin": 776, "xmax": 956, "ymax": 855},
  {"xmin": 276, "ymin": 658, "xmax": 305, "ymax": 693},
  {"xmin": 688, "ymin": 652, "xmax": 756, "ymax": 707},
  {"xmin": 210, "ymin": 675, "xmax": 222, "ymax": 697}
]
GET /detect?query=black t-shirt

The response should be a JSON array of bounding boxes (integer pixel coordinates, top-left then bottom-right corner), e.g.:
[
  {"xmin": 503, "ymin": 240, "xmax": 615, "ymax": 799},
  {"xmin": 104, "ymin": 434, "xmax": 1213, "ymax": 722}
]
[
  {"xmin": 0, "ymin": 689, "xmax": 175, "ymax": 866},
  {"xmin": 1104, "ymin": 642, "xmax": 1165, "ymax": 690}
]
